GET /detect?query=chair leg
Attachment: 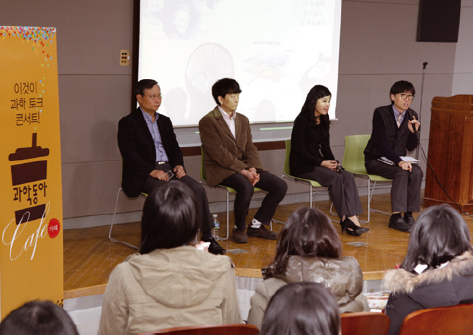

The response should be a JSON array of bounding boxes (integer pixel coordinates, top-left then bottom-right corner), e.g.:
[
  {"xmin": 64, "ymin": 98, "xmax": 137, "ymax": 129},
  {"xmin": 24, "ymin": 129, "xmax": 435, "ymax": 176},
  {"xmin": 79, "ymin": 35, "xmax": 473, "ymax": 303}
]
[
  {"xmin": 218, "ymin": 190, "xmax": 229, "ymax": 241},
  {"xmin": 309, "ymin": 184, "xmax": 313, "ymax": 208},
  {"xmin": 369, "ymin": 181, "xmax": 391, "ymax": 216},
  {"xmin": 108, "ymin": 188, "xmax": 139, "ymax": 250}
]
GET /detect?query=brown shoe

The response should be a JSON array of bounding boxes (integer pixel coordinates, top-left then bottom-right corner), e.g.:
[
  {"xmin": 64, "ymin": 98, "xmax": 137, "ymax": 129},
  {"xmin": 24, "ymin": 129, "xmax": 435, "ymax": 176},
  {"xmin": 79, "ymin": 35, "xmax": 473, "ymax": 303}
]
[
  {"xmin": 247, "ymin": 225, "xmax": 278, "ymax": 240},
  {"xmin": 233, "ymin": 228, "xmax": 248, "ymax": 243}
]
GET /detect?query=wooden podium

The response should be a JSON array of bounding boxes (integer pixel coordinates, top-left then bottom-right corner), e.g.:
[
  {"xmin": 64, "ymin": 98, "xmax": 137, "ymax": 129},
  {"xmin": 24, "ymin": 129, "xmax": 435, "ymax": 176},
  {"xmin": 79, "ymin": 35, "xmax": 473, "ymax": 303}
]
[{"xmin": 424, "ymin": 95, "xmax": 473, "ymax": 212}]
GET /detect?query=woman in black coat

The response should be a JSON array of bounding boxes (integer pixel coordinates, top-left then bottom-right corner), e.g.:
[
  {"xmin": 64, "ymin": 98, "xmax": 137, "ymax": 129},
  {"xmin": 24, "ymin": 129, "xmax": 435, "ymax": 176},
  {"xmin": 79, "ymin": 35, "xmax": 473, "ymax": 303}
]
[
  {"xmin": 290, "ymin": 85, "xmax": 367, "ymax": 235},
  {"xmin": 383, "ymin": 204, "xmax": 473, "ymax": 335}
]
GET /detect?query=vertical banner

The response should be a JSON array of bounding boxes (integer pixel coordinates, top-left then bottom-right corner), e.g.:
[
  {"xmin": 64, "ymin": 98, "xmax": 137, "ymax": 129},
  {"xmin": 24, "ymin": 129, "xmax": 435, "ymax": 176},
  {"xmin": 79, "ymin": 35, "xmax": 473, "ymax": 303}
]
[{"xmin": 0, "ymin": 26, "xmax": 63, "ymax": 319}]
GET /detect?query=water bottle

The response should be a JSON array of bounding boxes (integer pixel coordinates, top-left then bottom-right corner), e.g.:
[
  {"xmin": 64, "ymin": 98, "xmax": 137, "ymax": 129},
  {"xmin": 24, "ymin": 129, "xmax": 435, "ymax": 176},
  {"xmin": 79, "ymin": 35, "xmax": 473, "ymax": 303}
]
[
  {"xmin": 194, "ymin": 229, "xmax": 200, "ymax": 244},
  {"xmin": 212, "ymin": 214, "xmax": 220, "ymax": 240}
]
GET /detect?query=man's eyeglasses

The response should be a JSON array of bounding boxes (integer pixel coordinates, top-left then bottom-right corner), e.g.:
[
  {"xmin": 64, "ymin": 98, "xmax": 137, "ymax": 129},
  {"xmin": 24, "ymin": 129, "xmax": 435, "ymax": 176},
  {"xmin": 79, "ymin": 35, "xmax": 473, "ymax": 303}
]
[
  {"xmin": 144, "ymin": 94, "xmax": 162, "ymax": 100},
  {"xmin": 397, "ymin": 93, "xmax": 414, "ymax": 101}
]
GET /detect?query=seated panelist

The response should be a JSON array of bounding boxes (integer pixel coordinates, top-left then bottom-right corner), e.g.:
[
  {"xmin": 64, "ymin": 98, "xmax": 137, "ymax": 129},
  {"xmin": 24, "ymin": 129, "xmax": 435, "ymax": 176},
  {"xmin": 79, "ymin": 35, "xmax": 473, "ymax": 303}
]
[
  {"xmin": 117, "ymin": 79, "xmax": 225, "ymax": 255},
  {"xmin": 198, "ymin": 78, "xmax": 287, "ymax": 244},
  {"xmin": 290, "ymin": 84, "xmax": 367, "ymax": 236}
]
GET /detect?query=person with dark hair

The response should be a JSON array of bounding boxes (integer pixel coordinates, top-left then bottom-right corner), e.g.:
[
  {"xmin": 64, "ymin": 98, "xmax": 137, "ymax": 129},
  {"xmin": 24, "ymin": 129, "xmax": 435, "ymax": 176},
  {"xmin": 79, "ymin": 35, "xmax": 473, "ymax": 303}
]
[
  {"xmin": 0, "ymin": 300, "xmax": 78, "ymax": 335},
  {"xmin": 247, "ymin": 207, "xmax": 369, "ymax": 329},
  {"xmin": 198, "ymin": 78, "xmax": 288, "ymax": 243},
  {"xmin": 118, "ymin": 79, "xmax": 225, "ymax": 255},
  {"xmin": 98, "ymin": 181, "xmax": 241, "ymax": 334},
  {"xmin": 383, "ymin": 204, "xmax": 473, "ymax": 335},
  {"xmin": 364, "ymin": 80, "xmax": 422, "ymax": 233},
  {"xmin": 290, "ymin": 84, "xmax": 367, "ymax": 236},
  {"xmin": 260, "ymin": 282, "xmax": 341, "ymax": 335}
]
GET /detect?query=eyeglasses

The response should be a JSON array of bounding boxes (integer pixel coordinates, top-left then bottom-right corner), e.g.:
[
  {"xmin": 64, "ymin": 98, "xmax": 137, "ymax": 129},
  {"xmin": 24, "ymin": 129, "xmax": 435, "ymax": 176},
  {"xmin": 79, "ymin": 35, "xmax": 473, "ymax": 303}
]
[
  {"xmin": 143, "ymin": 94, "xmax": 162, "ymax": 100},
  {"xmin": 397, "ymin": 93, "xmax": 414, "ymax": 101}
]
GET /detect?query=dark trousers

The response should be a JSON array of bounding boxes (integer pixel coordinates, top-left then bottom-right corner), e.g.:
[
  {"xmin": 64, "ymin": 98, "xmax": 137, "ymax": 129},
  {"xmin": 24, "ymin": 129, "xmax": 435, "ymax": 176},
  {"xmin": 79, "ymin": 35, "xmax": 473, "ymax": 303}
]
[
  {"xmin": 297, "ymin": 167, "xmax": 363, "ymax": 219},
  {"xmin": 220, "ymin": 171, "xmax": 287, "ymax": 230},
  {"xmin": 365, "ymin": 160, "xmax": 423, "ymax": 213},
  {"xmin": 143, "ymin": 163, "xmax": 214, "ymax": 233}
]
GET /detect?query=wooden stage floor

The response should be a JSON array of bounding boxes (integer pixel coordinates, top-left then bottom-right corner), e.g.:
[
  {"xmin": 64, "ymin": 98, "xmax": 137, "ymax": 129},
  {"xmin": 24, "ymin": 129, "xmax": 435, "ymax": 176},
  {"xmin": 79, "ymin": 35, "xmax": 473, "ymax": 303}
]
[{"xmin": 63, "ymin": 193, "xmax": 473, "ymax": 299}]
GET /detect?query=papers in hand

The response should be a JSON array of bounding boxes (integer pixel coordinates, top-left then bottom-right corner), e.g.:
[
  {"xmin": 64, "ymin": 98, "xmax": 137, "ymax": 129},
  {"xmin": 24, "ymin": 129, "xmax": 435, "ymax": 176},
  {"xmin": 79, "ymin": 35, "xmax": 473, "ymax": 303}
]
[{"xmin": 379, "ymin": 156, "xmax": 419, "ymax": 165}]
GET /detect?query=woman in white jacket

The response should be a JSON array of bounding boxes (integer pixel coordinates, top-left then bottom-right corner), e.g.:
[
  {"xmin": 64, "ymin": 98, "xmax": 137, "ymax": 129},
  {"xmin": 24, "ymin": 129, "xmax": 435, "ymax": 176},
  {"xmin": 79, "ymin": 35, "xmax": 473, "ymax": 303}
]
[{"xmin": 98, "ymin": 181, "xmax": 241, "ymax": 334}]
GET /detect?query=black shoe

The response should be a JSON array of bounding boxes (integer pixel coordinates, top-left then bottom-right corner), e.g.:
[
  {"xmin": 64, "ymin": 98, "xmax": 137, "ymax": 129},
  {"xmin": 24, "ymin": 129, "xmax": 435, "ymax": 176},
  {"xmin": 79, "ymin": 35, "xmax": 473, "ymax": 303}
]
[
  {"xmin": 247, "ymin": 225, "xmax": 278, "ymax": 240},
  {"xmin": 232, "ymin": 228, "xmax": 249, "ymax": 243},
  {"xmin": 404, "ymin": 214, "xmax": 415, "ymax": 228},
  {"xmin": 388, "ymin": 216, "xmax": 411, "ymax": 233},
  {"xmin": 340, "ymin": 219, "xmax": 361, "ymax": 236},
  {"xmin": 202, "ymin": 237, "xmax": 226, "ymax": 255}
]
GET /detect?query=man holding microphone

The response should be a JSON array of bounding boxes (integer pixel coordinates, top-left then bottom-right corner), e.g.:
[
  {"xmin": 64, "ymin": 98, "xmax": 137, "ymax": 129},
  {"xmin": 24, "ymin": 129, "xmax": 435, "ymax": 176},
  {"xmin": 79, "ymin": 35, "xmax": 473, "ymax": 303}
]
[{"xmin": 364, "ymin": 80, "xmax": 422, "ymax": 232}]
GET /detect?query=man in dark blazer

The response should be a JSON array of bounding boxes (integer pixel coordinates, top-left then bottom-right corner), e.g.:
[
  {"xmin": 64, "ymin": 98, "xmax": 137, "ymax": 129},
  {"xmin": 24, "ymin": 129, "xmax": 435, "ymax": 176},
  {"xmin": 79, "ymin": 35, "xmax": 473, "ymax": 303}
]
[
  {"xmin": 118, "ymin": 79, "xmax": 225, "ymax": 254},
  {"xmin": 364, "ymin": 80, "xmax": 422, "ymax": 233},
  {"xmin": 199, "ymin": 78, "xmax": 287, "ymax": 243}
]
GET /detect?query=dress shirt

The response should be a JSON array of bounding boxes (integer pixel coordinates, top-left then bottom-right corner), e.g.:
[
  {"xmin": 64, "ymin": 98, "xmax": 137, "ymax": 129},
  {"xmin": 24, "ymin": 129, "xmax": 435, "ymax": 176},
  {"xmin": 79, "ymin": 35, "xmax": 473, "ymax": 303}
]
[
  {"xmin": 140, "ymin": 108, "xmax": 169, "ymax": 162},
  {"xmin": 392, "ymin": 105, "xmax": 407, "ymax": 128},
  {"xmin": 218, "ymin": 106, "xmax": 236, "ymax": 138}
]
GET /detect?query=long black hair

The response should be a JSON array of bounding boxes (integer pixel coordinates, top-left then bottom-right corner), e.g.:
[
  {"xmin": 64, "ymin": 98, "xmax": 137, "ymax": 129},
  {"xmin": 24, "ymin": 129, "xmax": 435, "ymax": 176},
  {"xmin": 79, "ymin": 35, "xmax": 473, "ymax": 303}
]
[
  {"xmin": 401, "ymin": 204, "xmax": 473, "ymax": 273},
  {"xmin": 263, "ymin": 207, "xmax": 342, "ymax": 279},
  {"xmin": 298, "ymin": 84, "xmax": 331, "ymax": 128}
]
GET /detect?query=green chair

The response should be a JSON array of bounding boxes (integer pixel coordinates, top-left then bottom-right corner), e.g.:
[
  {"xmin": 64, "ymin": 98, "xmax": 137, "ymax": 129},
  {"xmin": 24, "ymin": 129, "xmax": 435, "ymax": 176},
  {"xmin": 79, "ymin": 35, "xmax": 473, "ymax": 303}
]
[
  {"xmin": 343, "ymin": 135, "xmax": 392, "ymax": 223},
  {"xmin": 200, "ymin": 147, "xmax": 270, "ymax": 241},
  {"xmin": 282, "ymin": 139, "xmax": 330, "ymax": 209}
]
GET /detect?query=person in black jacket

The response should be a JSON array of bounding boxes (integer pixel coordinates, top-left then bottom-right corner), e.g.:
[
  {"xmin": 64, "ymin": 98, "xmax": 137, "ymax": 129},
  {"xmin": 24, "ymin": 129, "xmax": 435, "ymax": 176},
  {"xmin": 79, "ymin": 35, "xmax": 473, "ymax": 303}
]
[
  {"xmin": 364, "ymin": 80, "xmax": 422, "ymax": 233},
  {"xmin": 290, "ymin": 85, "xmax": 367, "ymax": 236},
  {"xmin": 383, "ymin": 204, "xmax": 473, "ymax": 335},
  {"xmin": 117, "ymin": 79, "xmax": 225, "ymax": 255}
]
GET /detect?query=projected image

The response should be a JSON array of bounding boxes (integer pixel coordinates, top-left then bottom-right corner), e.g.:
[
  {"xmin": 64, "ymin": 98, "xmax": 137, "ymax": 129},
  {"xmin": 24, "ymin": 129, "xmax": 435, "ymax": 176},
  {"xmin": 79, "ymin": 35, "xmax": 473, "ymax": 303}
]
[{"xmin": 139, "ymin": 0, "xmax": 341, "ymax": 127}]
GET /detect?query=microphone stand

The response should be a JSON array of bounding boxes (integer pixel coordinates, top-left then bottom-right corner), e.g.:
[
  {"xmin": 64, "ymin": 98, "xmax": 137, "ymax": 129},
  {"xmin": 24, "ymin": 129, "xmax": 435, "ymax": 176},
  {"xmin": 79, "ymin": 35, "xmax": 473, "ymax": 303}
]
[{"xmin": 415, "ymin": 62, "xmax": 428, "ymax": 160}]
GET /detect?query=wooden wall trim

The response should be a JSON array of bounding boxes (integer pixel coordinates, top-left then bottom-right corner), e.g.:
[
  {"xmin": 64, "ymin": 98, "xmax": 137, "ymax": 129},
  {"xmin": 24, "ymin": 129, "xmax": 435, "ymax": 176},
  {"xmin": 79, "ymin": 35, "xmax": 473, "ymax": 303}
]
[{"xmin": 181, "ymin": 140, "xmax": 285, "ymax": 156}]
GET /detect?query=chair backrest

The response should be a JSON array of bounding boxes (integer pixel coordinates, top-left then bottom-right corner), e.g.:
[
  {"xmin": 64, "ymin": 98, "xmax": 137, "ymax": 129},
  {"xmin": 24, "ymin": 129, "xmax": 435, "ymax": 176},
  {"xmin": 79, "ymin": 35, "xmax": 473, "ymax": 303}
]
[
  {"xmin": 341, "ymin": 312, "xmax": 390, "ymax": 335},
  {"xmin": 398, "ymin": 303, "xmax": 473, "ymax": 335},
  {"xmin": 139, "ymin": 323, "xmax": 259, "ymax": 335},
  {"xmin": 200, "ymin": 146, "xmax": 207, "ymax": 182},
  {"xmin": 343, "ymin": 135, "xmax": 371, "ymax": 175},
  {"xmin": 284, "ymin": 139, "xmax": 292, "ymax": 176}
]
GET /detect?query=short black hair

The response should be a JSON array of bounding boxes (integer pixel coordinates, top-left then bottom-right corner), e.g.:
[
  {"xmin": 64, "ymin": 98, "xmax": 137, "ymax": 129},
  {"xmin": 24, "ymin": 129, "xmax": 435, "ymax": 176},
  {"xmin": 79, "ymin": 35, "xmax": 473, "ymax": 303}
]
[
  {"xmin": 0, "ymin": 300, "xmax": 78, "ymax": 335},
  {"xmin": 211, "ymin": 78, "xmax": 242, "ymax": 105},
  {"xmin": 140, "ymin": 181, "xmax": 199, "ymax": 253},
  {"xmin": 390, "ymin": 80, "xmax": 416, "ymax": 103},
  {"xmin": 135, "ymin": 79, "xmax": 158, "ymax": 96},
  {"xmin": 263, "ymin": 207, "xmax": 342, "ymax": 279},
  {"xmin": 401, "ymin": 204, "xmax": 473, "ymax": 273},
  {"xmin": 260, "ymin": 282, "xmax": 340, "ymax": 335}
]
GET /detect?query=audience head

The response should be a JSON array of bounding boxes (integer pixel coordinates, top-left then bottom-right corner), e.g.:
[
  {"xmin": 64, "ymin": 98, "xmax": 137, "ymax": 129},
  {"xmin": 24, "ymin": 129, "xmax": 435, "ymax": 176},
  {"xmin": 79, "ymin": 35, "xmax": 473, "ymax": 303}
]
[
  {"xmin": 264, "ymin": 207, "xmax": 342, "ymax": 278},
  {"xmin": 260, "ymin": 282, "xmax": 340, "ymax": 335},
  {"xmin": 401, "ymin": 204, "xmax": 473, "ymax": 273},
  {"xmin": 0, "ymin": 300, "xmax": 78, "ymax": 335},
  {"xmin": 211, "ymin": 78, "xmax": 242, "ymax": 105},
  {"xmin": 299, "ymin": 84, "xmax": 331, "ymax": 127},
  {"xmin": 140, "ymin": 181, "xmax": 199, "ymax": 253}
]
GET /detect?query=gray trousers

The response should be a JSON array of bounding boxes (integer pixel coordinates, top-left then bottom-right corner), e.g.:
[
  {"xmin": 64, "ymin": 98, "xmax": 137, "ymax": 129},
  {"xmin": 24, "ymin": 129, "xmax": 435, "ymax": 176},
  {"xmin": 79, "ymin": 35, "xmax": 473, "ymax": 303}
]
[
  {"xmin": 365, "ymin": 159, "xmax": 423, "ymax": 213},
  {"xmin": 298, "ymin": 167, "xmax": 363, "ymax": 219}
]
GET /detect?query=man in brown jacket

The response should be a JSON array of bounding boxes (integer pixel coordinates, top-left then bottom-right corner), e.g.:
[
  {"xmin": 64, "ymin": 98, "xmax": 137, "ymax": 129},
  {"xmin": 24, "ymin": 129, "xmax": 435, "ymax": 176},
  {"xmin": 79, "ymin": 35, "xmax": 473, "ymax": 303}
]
[{"xmin": 199, "ymin": 78, "xmax": 287, "ymax": 243}]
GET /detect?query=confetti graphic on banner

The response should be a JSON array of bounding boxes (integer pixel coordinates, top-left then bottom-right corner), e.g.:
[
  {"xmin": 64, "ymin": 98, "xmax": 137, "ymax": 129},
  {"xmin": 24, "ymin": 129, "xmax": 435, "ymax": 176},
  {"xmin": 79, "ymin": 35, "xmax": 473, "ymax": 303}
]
[
  {"xmin": 0, "ymin": 26, "xmax": 56, "ymax": 64},
  {"xmin": 1, "ymin": 26, "xmax": 56, "ymax": 131}
]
